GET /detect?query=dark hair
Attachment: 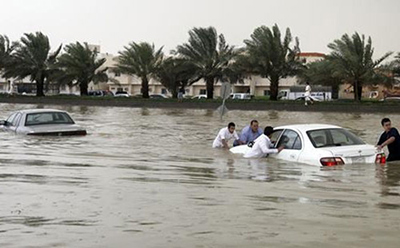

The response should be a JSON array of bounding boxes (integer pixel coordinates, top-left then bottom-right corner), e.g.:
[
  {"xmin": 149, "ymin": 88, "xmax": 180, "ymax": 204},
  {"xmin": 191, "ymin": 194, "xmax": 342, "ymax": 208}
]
[
  {"xmin": 381, "ymin": 118, "xmax": 391, "ymax": 126},
  {"xmin": 250, "ymin": 120, "xmax": 258, "ymax": 125},
  {"xmin": 228, "ymin": 122, "xmax": 235, "ymax": 128},
  {"xmin": 264, "ymin": 126, "xmax": 274, "ymax": 136}
]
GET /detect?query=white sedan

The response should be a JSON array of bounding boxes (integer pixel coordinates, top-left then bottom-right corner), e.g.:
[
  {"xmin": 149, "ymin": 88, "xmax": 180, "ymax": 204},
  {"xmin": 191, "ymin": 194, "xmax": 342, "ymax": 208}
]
[
  {"xmin": 230, "ymin": 124, "xmax": 386, "ymax": 166},
  {"xmin": 0, "ymin": 109, "xmax": 87, "ymax": 136}
]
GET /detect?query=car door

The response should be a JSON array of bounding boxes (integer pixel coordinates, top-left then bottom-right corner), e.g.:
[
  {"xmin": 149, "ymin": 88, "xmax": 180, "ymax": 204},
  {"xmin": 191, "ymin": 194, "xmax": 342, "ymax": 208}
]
[{"xmin": 273, "ymin": 129, "xmax": 303, "ymax": 162}]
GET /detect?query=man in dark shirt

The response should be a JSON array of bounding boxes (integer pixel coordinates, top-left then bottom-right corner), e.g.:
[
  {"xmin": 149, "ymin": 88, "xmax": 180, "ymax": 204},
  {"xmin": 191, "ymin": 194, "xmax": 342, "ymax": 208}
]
[{"xmin": 377, "ymin": 118, "xmax": 400, "ymax": 162}]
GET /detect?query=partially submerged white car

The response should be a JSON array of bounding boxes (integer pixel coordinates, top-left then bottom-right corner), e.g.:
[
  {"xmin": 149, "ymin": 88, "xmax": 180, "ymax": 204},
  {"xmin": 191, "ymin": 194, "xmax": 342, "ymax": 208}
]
[
  {"xmin": 230, "ymin": 124, "xmax": 386, "ymax": 166},
  {"xmin": 0, "ymin": 109, "xmax": 87, "ymax": 136}
]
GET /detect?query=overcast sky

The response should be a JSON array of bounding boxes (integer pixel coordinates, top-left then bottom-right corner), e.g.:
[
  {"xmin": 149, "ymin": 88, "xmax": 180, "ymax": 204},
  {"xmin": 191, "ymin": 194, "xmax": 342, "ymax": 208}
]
[{"xmin": 0, "ymin": 0, "xmax": 399, "ymax": 58}]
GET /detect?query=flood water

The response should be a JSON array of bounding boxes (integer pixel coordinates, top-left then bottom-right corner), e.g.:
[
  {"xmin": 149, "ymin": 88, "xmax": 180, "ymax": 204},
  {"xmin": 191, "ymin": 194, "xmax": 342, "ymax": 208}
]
[{"xmin": 0, "ymin": 103, "xmax": 400, "ymax": 248}]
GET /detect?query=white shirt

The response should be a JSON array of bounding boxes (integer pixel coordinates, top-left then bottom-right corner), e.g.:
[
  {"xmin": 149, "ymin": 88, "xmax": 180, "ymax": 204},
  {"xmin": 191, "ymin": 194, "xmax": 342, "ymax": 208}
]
[
  {"xmin": 244, "ymin": 134, "xmax": 279, "ymax": 158},
  {"xmin": 305, "ymin": 85, "xmax": 311, "ymax": 97},
  {"xmin": 212, "ymin": 127, "xmax": 239, "ymax": 148}
]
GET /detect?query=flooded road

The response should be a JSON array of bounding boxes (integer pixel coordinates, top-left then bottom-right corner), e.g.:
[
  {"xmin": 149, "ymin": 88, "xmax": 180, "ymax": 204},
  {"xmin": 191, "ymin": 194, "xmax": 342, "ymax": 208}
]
[{"xmin": 0, "ymin": 103, "xmax": 399, "ymax": 248}]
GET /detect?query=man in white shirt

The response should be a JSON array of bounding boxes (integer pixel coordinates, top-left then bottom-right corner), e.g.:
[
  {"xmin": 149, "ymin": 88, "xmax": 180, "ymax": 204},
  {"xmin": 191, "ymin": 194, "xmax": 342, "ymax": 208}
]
[
  {"xmin": 244, "ymin": 126, "xmax": 284, "ymax": 158},
  {"xmin": 213, "ymin": 122, "xmax": 242, "ymax": 149},
  {"xmin": 304, "ymin": 82, "xmax": 313, "ymax": 106}
]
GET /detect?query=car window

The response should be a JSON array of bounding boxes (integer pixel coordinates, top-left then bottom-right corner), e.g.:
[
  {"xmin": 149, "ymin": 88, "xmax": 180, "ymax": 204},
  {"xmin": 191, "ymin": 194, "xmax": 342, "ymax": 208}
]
[
  {"xmin": 277, "ymin": 129, "xmax": 302, "ymax": 150},
  {"xmin": 25, "ymin": 112, "xmax": 75, "ymax": 126},
  {"xmin": 6, "ymin": 113, "xmax": 17, "ymax": 124},
  {"xmin": 307, "ymin": 128, "xmax": 365, "ymax": 148},
  {"xmin": 11, "ymin": 113, "xmax": 22, "ymax": 127},
  {"xmin": 270, "ymin": 129, "xmax": 283, "ymax": 144}
]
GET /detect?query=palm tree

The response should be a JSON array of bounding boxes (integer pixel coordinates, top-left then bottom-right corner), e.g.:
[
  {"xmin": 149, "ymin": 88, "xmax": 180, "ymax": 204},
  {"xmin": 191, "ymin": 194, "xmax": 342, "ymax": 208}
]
[
  {"xmin": 175, "ymin": 27, "xmax": 236, "ymax": 99},
  {"xmin": 56, "ymin": 42, "xmax": 108, "ymax": 96},
  {"xmin": 115, "ymin": 42, "xmax": 163, "ymax": 98},
  {"xmin": 391, "ymin": 52, "xmax": 400, "ymax": 77},
  {"xmin": 3, "ymin": 32, "xmax": 61, "ymax": 96},
  {"xmin": 155, "ymin": 58, "xmax": 199, "ymax": 98},
  {"xmin": 298, "ymin": 60, "xmax": 341, "ymax": 99},
  {"xmin": 242, "ymin": 24, "xmax": 302, "ymax": 100},
  {"xmin": 327, "ymin": 32, "xmax": 392, "ymax": 101},
  {"xmin": 0, "ymin": 35, "xmax": 14, "ymax": 71}
]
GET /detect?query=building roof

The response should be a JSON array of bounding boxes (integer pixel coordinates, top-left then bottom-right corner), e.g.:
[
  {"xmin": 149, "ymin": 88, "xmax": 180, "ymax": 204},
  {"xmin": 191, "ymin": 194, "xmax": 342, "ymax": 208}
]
[{"xmin": 298, "ymin": 52, "xmax": 326, "ymax": 57}]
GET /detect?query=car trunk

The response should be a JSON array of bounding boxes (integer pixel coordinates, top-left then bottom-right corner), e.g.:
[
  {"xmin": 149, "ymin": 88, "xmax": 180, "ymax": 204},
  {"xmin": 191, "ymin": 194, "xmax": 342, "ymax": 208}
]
[
  {"xmin": 319, "ymin": 144, "xmax": 376, "ymax": 163},
  {"xmin": 26, "ymin": 124, "xmax": 87, "ymax": 136}
]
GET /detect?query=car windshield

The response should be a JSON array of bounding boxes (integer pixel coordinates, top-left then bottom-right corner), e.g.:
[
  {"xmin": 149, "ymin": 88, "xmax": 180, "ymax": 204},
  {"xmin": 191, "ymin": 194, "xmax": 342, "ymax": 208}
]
[
  {"xmin": 25, "ymin": 112, "xmax": 75, "ymax": 126},
  {"xmin": 307, "ymin": 128, "xmax": 365, "ymax": 148}
]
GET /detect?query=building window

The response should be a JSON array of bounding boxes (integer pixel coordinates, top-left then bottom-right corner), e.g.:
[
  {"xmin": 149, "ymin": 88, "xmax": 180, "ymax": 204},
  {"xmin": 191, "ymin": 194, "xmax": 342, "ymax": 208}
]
[
  {"xmin": 161, "ymin": 88, "xmax": 167, "ymax": 94},
  {"xmin": 199, "ymin": 89, "xmax": 206, "ymax": 95},
  {"xmin": 115, "ymin": 72, "xmax": 121, "ymax": 77},
  {"xmin": 0, "ymin": 85, "xmax": 4, "ymax": 90},
  {"xmin": 264, "ymin": 90, "xmax": 270, "ymax": 96}
]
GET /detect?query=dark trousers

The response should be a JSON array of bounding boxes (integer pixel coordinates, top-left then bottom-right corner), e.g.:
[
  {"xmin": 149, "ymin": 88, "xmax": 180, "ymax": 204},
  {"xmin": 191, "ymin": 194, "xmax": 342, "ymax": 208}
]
[{"xmin": 387, "ymin": 154, "xmax": 400, "ymax": 162}]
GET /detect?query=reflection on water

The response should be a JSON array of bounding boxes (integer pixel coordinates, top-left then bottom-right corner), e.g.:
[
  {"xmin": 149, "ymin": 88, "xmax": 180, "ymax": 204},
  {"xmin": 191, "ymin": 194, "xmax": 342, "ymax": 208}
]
[{"xmin": 0, "ymin": 104, "xmax": 400, "ymax": 248}]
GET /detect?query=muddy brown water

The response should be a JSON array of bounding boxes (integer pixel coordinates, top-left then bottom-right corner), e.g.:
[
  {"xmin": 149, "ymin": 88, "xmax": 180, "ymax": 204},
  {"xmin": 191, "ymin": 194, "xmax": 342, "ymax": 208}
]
[{"xmin": 0, "ymin": 103, "xmax": 399, "ymax": 248}]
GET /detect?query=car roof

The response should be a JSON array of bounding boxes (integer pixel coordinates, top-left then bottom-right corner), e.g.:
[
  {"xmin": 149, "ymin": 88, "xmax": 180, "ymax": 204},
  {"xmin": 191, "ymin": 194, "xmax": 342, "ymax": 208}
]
[
  {"xmin": 274, "ymin": 124, "xmax": 341, "ymax": 132},
  {"xmin": 17, "ymin": 109, "xmax": 67, "ymax": 114}
]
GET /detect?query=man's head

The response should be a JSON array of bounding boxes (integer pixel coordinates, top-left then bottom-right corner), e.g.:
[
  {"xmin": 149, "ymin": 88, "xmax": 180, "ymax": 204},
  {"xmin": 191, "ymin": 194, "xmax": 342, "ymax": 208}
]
[
  {"xmin": 306, "ymin": 82, "xmax": 310, "ymax": 85},
  {"xmin": 264, "ymin": 126, "xmax": 274, "ymax": 137},
  {"xmin": 381, "ymin": 118, "xmax": 392, "ymax": 132},
  {"xmin": 228, "ymin": 122, "xmax": 236, "ymax": 133},
  {"xmin": 250, "ymin": 120, "xmax": 259, "ymax": 132}
]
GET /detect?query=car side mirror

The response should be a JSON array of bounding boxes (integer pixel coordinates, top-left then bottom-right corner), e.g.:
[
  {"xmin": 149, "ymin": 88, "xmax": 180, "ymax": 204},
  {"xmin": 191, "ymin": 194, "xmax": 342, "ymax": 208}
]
[{"xmin": 0, "ymin": 120, "xmax": 6, "ymax": 126}]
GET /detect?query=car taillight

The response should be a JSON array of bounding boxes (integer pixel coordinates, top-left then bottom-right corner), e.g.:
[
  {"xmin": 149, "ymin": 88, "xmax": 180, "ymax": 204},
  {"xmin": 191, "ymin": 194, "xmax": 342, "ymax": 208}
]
[
  {"xmin": 375, "ymin": 153, "xmax": 386, "ymax": 164},
  {"xmin": 320, "ymin": 157, "xmax": 345, "ymax": 166}
]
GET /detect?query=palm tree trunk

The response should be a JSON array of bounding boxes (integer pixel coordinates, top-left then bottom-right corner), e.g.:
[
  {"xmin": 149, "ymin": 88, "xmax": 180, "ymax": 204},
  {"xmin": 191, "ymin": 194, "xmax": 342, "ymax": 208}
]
[
  {"xmin": 353, "ymin": 80, "xmax": 362, "ymax": 101},
  {"xmin": 141, "ymin": 76, "xmax": 150, "ymax": 98},
  {"xmin": 269, "ymin": 75, "xmax": 279, "ymax": 101},
  {"xmin": 80, "ymin": 81, "xmax": 89, "ymax": 96},
  {"xmin": 206, "ymin": 78, "xmax": 214, "ymax": 99},
  {"xmin": 36, "ymin": 74, "xmax": 45, "ymax": 97},
  {"xmin": 172, "ymin": 87, "xmax": 178, "ymax": 98},
  {"xmin": 357, "ymin": 84, "xmax": 362, "ymax": 101}
]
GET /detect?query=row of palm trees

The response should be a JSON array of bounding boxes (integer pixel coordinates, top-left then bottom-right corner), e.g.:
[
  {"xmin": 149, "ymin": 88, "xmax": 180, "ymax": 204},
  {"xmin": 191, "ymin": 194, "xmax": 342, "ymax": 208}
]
[{"xmin": 0, "ymin": 25, "xmax": 399, "ymax": 101}]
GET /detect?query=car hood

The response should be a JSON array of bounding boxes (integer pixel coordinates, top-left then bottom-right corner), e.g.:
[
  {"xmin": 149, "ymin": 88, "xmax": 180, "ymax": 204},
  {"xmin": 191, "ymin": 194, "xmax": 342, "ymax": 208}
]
[{"xmin": 318, "ymin": 144, "xmax": 377, "ymax": 157}]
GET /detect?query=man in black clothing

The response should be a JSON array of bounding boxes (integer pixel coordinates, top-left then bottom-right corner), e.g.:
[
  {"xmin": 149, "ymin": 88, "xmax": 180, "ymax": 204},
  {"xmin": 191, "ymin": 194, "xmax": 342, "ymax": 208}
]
[{"xmin": 377, "ymin": 118, "xmax": 400, "ymax": 162}]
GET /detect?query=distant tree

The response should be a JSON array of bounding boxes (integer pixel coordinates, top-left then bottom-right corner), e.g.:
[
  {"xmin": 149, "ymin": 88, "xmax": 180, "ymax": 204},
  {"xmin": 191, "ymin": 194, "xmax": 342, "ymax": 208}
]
[
  {"xmin": 327, "ymin": 32, "xmax": 392, "ymax": 101},
  {"xmin": 242, "ymin": 24, "xmax": 302, "ymax": 100},
  {"xmin": 116, "ymin": 42, "xmax": 163, "ymax": 98},
  {"xmin": 56, "ymin": 42, "xmax": 108, "ymax": 96},
  {"xmin": 3, "ymin": 32, "xmax": 61, "ymax": 96},
  {"xmin": 175, "ymin": 27, "xmax": 236, "ymax": 99},
  {"xmin": 155, "ymin": 58, "xmax": 199, "ymax": 98}
]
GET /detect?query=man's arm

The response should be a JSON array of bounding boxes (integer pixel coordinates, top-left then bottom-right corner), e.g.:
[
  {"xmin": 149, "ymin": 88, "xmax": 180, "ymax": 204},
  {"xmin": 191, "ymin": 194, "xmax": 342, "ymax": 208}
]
[
  {"xmin": 377, "ymin": 137, "xmax": 395, "ymax": 150},
  {"xmin": 260, "ymin": 139, "xmax": 279, "ymax": 154},
  {"xmin": 222, "ymin": 139, "xmax": 229, "ymax": 149},
  {"xmin": 377, "ymin": 129, "xmax": 397, "ymax": 150}
]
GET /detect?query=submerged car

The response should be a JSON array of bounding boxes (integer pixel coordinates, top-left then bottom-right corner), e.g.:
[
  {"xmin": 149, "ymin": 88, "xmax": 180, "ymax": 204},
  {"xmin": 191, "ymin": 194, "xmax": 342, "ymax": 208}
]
[
  {"xmin": 230, "ymin": 124, "xmax": 386, "ymax": 166},
  {"xmin": 0, "ymin": 109, "xmax": 87, "ymax": 136}
]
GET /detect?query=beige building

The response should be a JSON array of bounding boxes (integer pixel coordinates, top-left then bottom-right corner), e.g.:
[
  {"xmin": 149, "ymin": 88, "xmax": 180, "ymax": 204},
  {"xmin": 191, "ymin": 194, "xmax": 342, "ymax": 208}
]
[{"xmin": 102, "ymin": 51, "xmax": 327, "ymax": 97}]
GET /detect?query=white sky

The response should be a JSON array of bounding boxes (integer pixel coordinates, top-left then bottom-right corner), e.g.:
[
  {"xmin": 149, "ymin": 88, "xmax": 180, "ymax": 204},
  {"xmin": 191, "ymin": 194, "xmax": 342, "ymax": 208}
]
[{"xmin": 0, "ymin": 0, "xmax": 399, "ymax": 59}]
